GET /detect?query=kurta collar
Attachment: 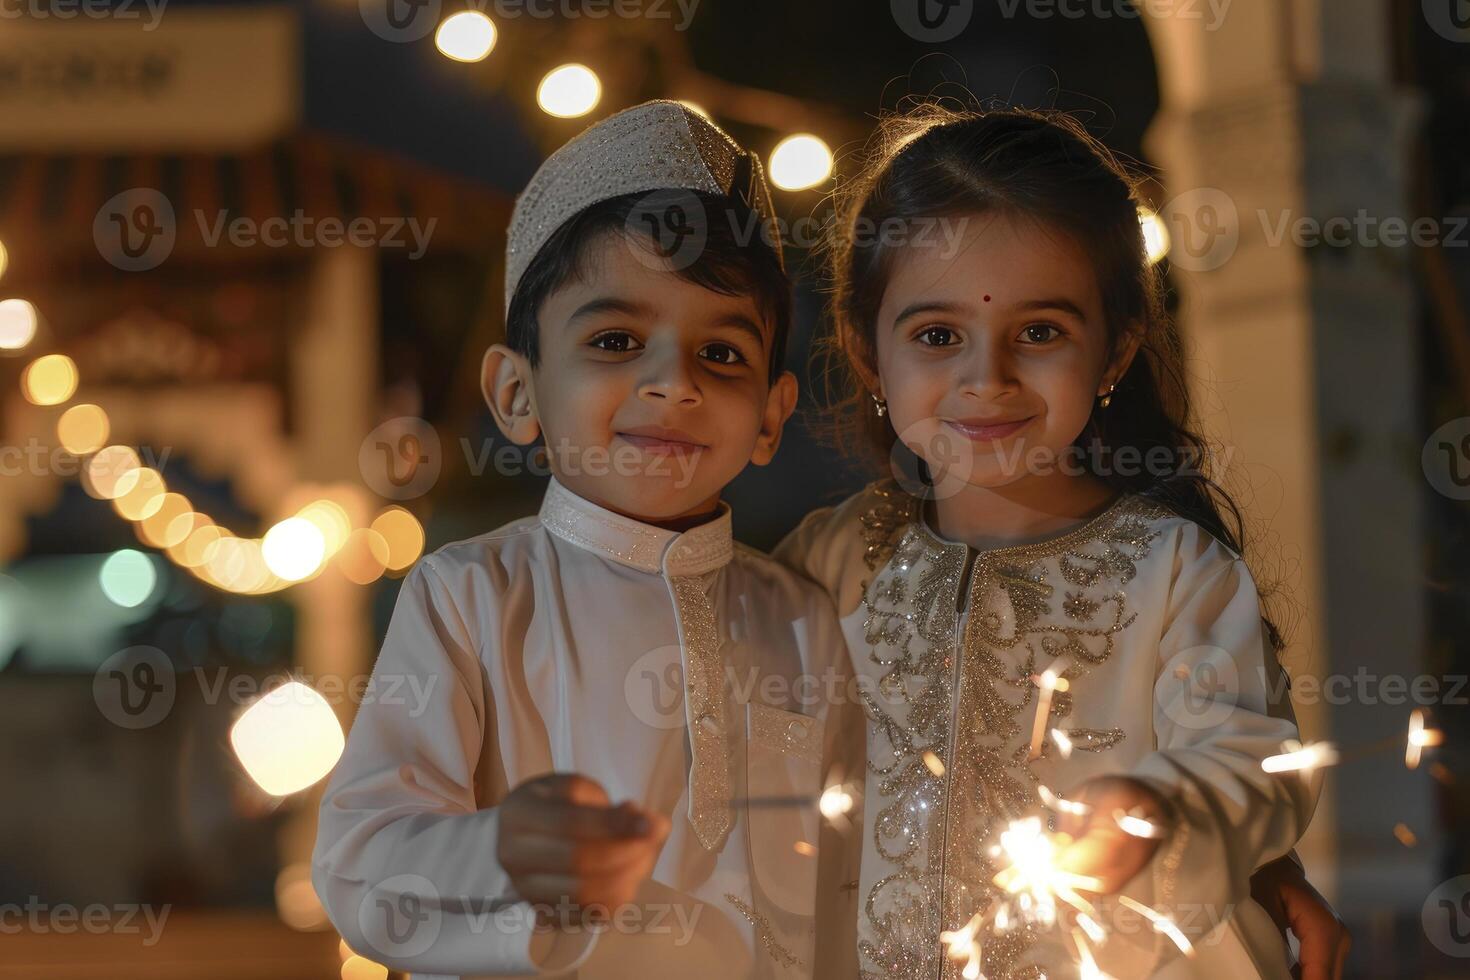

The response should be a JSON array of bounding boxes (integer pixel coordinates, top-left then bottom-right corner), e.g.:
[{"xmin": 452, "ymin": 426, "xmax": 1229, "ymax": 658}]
[{"xmin": 538, "ymin": 477, "xmax": 734, "ymax": 577}]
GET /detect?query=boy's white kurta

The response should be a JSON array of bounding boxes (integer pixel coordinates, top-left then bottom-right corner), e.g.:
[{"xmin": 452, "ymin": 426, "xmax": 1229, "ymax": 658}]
[
  {"xmin": 312, "ymin": 478, "xmax": 860, "ymax": 979},
  {"xmin": 773, "ymin": 482, "xmax": 1316, "ymax": 980}
]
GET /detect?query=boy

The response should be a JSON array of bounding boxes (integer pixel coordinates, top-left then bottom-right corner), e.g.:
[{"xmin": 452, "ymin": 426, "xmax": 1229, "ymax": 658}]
[{"xmin": 311, "ymin": 101, "xmax": 859, "ymax": 979}]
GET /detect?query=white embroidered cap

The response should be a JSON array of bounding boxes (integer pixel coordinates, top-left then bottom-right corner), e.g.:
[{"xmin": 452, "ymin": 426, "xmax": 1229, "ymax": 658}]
[{"xmin": 503, "ymin": 100, "xmax": 783, "ymax": 314}]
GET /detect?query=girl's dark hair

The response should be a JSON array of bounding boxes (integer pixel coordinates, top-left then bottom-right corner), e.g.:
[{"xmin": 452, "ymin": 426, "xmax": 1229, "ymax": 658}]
[
  {"xmin": 824, "ymin": 104, "xmax": 1291, "ymax": 656},
  {"xmin": 505, "ymin": 190, "xmax": 791, "ymax": 383}
]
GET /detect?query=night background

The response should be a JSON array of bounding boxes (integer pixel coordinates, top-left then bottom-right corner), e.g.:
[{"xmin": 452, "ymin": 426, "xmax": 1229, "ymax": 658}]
[{"xmin": 0, "ymin": 1, "xmax": 1467, "ymax": 976}]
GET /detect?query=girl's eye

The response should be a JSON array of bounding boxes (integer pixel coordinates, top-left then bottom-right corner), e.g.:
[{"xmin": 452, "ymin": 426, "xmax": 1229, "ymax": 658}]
[
  {"xmin": 1019, "ymin": 323, "xmax": 1061, "ymax": 345},
  {"xmin": 916, "ymin": 326, "xmax": 958, "ymax": 347},
  {"xmin": 589, "ymin": 331, "xmax": 641, "ymax": 353},
  {"xmin": 700, "ymin": 342, "xmax": 748, "ymax": 366}
]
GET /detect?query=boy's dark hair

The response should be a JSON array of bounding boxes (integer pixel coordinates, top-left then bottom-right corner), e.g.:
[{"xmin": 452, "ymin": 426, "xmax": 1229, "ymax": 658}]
[{"xmin": 504, "ymin": 190, "xmax": 791, "ymax": 383}]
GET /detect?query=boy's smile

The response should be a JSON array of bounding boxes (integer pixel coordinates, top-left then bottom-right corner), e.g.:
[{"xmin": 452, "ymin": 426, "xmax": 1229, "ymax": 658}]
[{"xmin": 484, "ymin": 232, "xmax": 797, "ymax": 527}]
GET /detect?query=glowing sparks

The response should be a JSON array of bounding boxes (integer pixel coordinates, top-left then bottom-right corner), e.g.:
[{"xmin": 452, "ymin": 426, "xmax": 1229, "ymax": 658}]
[
  {"xmin": 1051, "ymin": 728, "xmax": 1074, "ymax": 759},
  {"xmin": 1113, "ymin": 808, "xmax": 1167, "ymax": 839},
  {"xmin": 818, "ymin": 783, "xmax": 856, "ymax": 820},
  {"xmin": 1261, "ymin": 740, "xmax": 1339, "ymax": 774},
  {"xmin": 1038, "ymin": 784, "xmax": 1090, "ymax": 817},
  {"xmin": 939, "ymin": 912, "xmax": 986, "ymax": 979},
  {"xmin": 1406, "ymin": 709, "xmax": 1443, "ymax": 770},
  {"xmin": 990, "ymin": 817, "xmax": 1102, "ymax": 929},
  {"xmin": 1027, "ymin": 668, "xmax": 1065, "ymax": 760},
  {"xmin": 1118, "ymin": 895, "xmax": 1195, "ymax": 956}
]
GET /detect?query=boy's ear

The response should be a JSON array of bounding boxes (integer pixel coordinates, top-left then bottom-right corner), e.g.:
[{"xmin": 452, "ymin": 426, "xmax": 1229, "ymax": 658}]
[
  {"xmin": 750, "ymin": 370, "xmax": 799, "ymax": 466},
  {"xmin": 481, "ymin": 344, "xmax": 541, "ymax": 446}
]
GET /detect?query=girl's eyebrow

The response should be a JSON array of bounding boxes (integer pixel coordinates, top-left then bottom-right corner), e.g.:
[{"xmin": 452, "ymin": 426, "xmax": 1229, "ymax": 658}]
[
  {"xmin": 1014, "ymin": 297, "xmax": 1088, "ymax": 320},
  {"xmin": 893, "ymin": 300, "xmax": 970, "ymax": 327}
]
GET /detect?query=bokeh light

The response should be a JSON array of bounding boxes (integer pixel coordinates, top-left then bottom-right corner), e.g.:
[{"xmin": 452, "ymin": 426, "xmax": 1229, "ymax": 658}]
[
  {"xmin": 99, "ymin": 549, "xmax": 158, "ymax": 608},
  {"xmin": 22, "ymin": 353, "xmax": 77, "ymax": 405},
  {"xmin": 537, "ymin": 64, "xmax": 601, "ymax": 118},
  {"xmin": 768, "ymin": 134, "xmax": 834, "ymax": 191},
  {"xmin": 370, "ymin": 507, "xmax": 425, "ymax": 572},
  {"xmin": 57, "ymin": 403, "xmax": 110, "ymax": 455},
  {"xmin": 84, "ymin": 446, "xmax": 142, "ymax": 499},
  {"xmin": 0, "ymin": 297, "xmax": 36, "ymax": 350},
  {"xmin": 262, "ymin": 517, "xmax": 327, "ymax": 582},
  {"xmin": 112, "ymin": 467, "xmax": 167, "ymax": 521},
  {"xmin": 231, "ymin": 681, "xmax": 344, "ymax": 796},
  {"xmin": 1139, "ymin": 206, "xmax": 1170, "ymax": 265},
  {"xmin": 435, "ymin": 10, "xmax": 496, "ymax": 62}
]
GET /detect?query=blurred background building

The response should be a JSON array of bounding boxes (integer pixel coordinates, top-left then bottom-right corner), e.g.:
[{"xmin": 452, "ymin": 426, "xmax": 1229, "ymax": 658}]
[{"xmin": 0, "ymin": 0, "xmax": 1466, "ymax": 976}]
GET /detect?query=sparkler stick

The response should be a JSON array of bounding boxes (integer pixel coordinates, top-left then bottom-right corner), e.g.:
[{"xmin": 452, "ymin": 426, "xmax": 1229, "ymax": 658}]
[{"xmin": 1027, "ymin": 668, "xmax": 1069, "ymax": 760}]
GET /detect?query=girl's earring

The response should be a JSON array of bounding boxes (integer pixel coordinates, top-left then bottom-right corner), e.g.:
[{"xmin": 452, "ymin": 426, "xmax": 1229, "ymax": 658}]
[
  {"xmin": 872, "ymin": 394, "xmax": 887, "ymax": 418},
  {"xmin": 1098, "ymin": 383, "xmax": 1116, "ymax": 409}
]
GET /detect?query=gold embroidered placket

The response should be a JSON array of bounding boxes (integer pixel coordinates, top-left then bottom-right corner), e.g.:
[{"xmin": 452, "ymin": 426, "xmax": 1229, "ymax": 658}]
[
  {"xmin": 855, "ymin": 485, "xmax": 1172, "ymax": 980},
  {"xmin": 672, "ymin": 571, "xmax": 731, "ymax": 851}
]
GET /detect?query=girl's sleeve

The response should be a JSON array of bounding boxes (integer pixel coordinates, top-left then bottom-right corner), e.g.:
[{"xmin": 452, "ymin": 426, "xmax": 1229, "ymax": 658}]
[
  {"xmin": 1121, "ymin": 521, "xmax": 1317, "ymax": 955},
  {"xmin": 310, "ymin": 555, "xmax": 596, "ymax": 977}
]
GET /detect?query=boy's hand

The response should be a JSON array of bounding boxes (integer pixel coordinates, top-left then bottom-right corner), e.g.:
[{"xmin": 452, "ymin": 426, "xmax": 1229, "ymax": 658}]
[
  {"xmin": 1055, "ymin": 776, "xmax": 1171, "ymax": 895},
  {"xmin": 1250, "ymin": 855, "xmax": 1350, "ymax": 980},
  {"xmin": 496, "ymin": 773, "xmax": 670, "ymax": 922}
]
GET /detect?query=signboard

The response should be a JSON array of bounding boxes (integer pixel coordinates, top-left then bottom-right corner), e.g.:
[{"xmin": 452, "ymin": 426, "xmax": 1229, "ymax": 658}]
[{"xmin": 0, "ymin": 7, "xmax": 300, "ymax": 150}]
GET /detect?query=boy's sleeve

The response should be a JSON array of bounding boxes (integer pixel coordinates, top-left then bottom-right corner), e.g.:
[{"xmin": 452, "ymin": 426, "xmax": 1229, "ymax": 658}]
[
  {"xmin": 311, "ymin": 555, "xmax": 596, "ymax": 977},
  {"xmin": 1114, "ymin": 523, "xmax": 1316, "ymax": 959}
]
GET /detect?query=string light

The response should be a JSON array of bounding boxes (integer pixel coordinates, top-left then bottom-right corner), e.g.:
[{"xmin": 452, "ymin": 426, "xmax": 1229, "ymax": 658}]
[
  {"xmin": 538, "ymin": 64, "xmax": 602, "ymax": 118},
  {"xmin": 768, "ymin": 134, "xmax": 833, "ymax": 191},
  {"xmin": 1139, "ymin": 206, "xmax": 1170, "ymax": 265},
  {"xmin": 0, "ymin": 297, "xmax": 36, "ymax": 350},
  {"xmin": 435, "ymin": 10, "xmax": 497, "ymax": 62}
]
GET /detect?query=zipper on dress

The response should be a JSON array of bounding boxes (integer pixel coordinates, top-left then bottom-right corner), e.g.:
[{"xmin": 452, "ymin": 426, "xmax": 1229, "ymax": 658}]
[{"xmin": 934, "ymin": 549, "xmax": 981, "ymax": 980}]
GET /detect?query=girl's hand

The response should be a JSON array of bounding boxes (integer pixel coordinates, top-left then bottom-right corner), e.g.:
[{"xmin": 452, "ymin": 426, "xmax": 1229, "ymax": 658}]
[
  {"xmin": 1250, "ymin": 855, "xmax": 1351, "ymax": 980},
  {"xmin": 1055, "ymin": 775, "xmax": 1172, "ymax": 895}
]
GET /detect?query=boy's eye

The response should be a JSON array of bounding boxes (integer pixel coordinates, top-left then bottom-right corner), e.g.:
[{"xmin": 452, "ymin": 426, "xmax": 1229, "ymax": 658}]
[
  {"xmin": 589, "ymin": 331, "xmax": 642, "ymax": 353},
  {"xmin": 916, "ymin": 325, "xmax": 958, "ymax": 347},
  {"xmin": 1019, "ymin": 323, "xmax": 1061, "ymax": 344},
  {"xmin": 699, "ymin": 342, "xmax": 748, "ymax": 366}
]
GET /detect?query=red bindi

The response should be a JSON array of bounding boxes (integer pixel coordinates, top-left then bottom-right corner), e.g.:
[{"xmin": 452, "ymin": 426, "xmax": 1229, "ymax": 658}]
[{"xmin": 983, "ymin": 294, "xmax": 991, "ymax": 302}]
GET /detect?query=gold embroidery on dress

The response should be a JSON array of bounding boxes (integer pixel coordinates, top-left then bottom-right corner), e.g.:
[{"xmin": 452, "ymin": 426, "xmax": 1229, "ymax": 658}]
[
  {"xmin": 856, "ymin": 492, "xmax": 1173, "ymax": 979},
  {"xmin": 726, "ymin": 892, "xmax": 806, "ymax": 970}
]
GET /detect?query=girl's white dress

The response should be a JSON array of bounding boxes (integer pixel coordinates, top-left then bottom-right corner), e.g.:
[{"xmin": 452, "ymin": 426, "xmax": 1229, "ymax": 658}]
[{"xmin": 775, "ymin": 482, "xmax": 1315, "ymax": 980}]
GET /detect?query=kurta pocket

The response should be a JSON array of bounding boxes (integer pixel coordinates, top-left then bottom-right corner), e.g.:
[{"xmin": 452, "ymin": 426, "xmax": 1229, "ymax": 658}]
[{"xmin": 745, "ymin": 700, "xmax": 824, "ymax": 917}]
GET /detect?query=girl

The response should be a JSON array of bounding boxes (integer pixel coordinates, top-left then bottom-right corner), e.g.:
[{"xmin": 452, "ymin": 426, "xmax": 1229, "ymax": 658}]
[{"xmin": 777, "ymin": 106, "xmax": 1345, "ymax": 979}]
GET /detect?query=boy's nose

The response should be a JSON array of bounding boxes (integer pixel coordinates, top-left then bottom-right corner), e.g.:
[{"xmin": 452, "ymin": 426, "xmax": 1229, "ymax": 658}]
[{"xmin": 637, "ymin": 351, "xmax": 703, "ymax": 407}]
